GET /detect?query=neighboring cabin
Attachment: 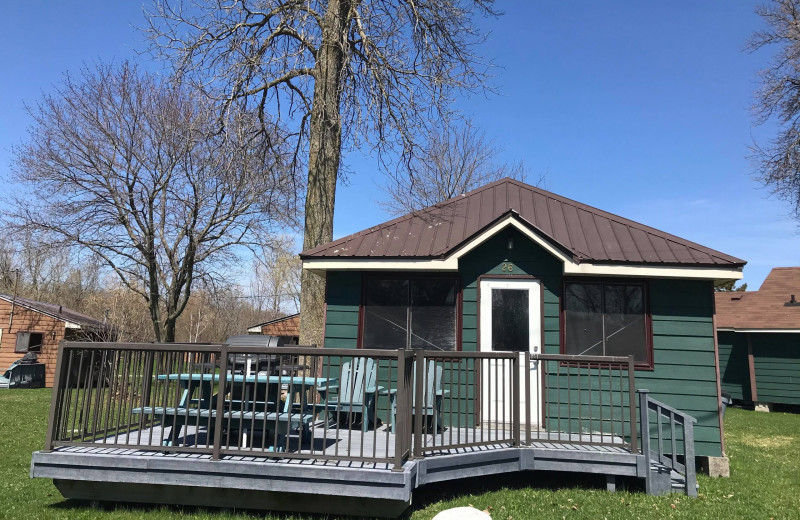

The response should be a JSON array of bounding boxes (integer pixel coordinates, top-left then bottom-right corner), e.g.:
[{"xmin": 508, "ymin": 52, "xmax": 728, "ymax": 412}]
[
  {"xmin": 0, "ymin": 294, "xmax": 112, "ymax": 387},
  {"xmin": 247, "ymin": 313, "xmax": 300, "ymax": 345},
  {"xmin": 301, "ymin": 178, "xmax": 746, "ymax": 461},
  {"xmin": 716, "ymin": 267, "xmax": 800, "ymax": 409}
]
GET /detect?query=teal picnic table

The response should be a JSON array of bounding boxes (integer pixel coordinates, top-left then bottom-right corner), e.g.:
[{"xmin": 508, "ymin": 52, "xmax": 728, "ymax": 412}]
[{"xmin": 134, "ymin": 372, "xmax": 336, "ymax": 450}]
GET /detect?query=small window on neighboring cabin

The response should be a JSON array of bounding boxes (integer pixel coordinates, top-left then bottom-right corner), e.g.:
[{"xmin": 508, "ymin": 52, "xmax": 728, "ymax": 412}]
[
  {"xmin": 15, "ymin": 332, "xmax": 44, "ymax": 353},
  {"xmin": 563, "ymin": 281, "xmax": 651, "ymax": 367},
  {"xmin": 362, "ymin": 276, "xmax": 458, "ymax": 351}
]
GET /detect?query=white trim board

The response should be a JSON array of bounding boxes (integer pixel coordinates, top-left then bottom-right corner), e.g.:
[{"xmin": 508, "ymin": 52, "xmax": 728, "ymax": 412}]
[
  {"xmin": 717, "ymin": 328, "xmax": 800, "ymax": 334},
  {"xmin": 303, "ymin": 216, "xmax": 744, "ymax": 281}
]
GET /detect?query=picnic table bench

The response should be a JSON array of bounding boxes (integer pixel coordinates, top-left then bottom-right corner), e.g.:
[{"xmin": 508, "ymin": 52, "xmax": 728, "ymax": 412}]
[{"xmin": 132, "ymin": 372, "xmax": 334, "ymax": 450}]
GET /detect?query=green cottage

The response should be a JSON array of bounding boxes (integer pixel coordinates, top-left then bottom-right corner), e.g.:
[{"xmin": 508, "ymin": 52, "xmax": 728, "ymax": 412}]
[
  {"xmin": 302, "ymin": 178, "xmax": 745, "ymax": 466},
  {"xmin": 31, "ymin": 178, "xmax": 749, "ymax": 516},
  {"xmin": 716, "ymin": 267, "xmax": 800, "ymax": 409}
]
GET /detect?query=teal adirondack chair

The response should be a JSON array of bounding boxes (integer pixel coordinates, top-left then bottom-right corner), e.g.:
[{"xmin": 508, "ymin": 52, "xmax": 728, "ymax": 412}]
[
  {"xmin": 387, "ymin": 360, "xmax": 448, "ymax": 434},
  {"xmin": 317, "ymin": 358, "xmax": 381, "ymax": 431}
]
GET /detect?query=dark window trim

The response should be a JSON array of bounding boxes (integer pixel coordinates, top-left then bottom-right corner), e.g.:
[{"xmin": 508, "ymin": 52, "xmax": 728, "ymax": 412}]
[
  {"xmin": 357, "ymin": 272, "xmax": 463, "ymax": 351},
  {"xmin": 559, "ymin": 277, "xmax": 654, "ymax": 371},
  {"xmin": 15, "ymin": 331, "xmax": 44, "ymax": 353}
]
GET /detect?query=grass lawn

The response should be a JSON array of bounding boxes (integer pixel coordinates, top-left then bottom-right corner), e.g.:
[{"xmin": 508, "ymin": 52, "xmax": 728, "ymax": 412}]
[{"xmin": 1, "ymin": 389, "xmax": 798, "ymax": 519}]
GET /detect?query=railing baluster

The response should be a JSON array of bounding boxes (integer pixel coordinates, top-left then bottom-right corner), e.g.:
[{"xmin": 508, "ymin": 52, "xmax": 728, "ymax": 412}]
[
  {"xmin": 684, "ymin": 415, "xmax": 697, "ymax": 497},
  {"xmin": 393, "ymin": 349, "xmax": 406, "ymax": 471},
  {"xmin": 525, "ymin": 352, "xmax": 531, "ymax": 446},
  {"xmin": 670, "ymin": 410, "xmax": 677, "ymax": 471},
  {"xmin": 212, "ymin": 345, "xmax": 227, "ymax": 460},
  {"xmin": 512, "ymin": 354, "xmax": 520, "ymax": 447},
  {"xmin": 413, "ymin": 349, "xmax": 424, "ymax": 458},
  {"xmin": 627, "ymin": 357, "xmax": 638, "ymax": 453},
  {"xmin": 657, "ymin": 405, "xmax": 664, "ymax": 465},
  {"xmin": 637, "ymin": 389, "xmax": 652, "ymax": 493}
]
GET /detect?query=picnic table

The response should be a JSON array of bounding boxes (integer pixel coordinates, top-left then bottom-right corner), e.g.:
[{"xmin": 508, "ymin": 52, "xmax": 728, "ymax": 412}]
[{"xmin": 133, "ymin": 372, "xmax": 336, "ymax": 450}]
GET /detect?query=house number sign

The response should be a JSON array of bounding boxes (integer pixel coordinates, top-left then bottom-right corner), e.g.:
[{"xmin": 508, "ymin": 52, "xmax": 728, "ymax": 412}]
[{"xmin": 501, "ymin": 263, "xmax": 514, "ymax": 272}]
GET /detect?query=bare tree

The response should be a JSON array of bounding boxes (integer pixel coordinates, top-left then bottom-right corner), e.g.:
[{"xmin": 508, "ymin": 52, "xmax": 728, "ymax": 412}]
[
  {"xmin": 749, "ymin": 0, "xmax": 800, "ymax": 219},
  {"xmin": 251, "ymin": 236, "xmax": 302, "ymax": 315},
  {"xmin": 83, "ymin": 280, "xmax": 157, "ymax": 342},
  {"xmin": 380, "ymin": 118, "xmax": 527, "ymax": 214},
  {"xmin": 144, "ymin": 0, "xmax": 499, "ymax": 345},
  {"xmin": 6, "ymin": 62, "xmax": 297, "ymax": 342}
]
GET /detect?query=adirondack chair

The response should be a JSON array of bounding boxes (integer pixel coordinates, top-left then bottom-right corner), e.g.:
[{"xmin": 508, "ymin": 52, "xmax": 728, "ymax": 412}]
[
  {"xmin": 317, "ymin": 357, "xmax": 380, "ymax": 431},
  {"xmin": 387, "ymin": 360, "xmax": 448, "ymax": 434}
]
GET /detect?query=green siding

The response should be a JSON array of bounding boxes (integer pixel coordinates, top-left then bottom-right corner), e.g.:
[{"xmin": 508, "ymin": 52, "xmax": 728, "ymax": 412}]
[
  {"xmin": 458, "ymin": 226, "xmax": 563, "ymax": 355},
  {"xmin": 323, "ymin": 271, "xmax": 361, "ymax": 350},
  {"xmin": 752, "ymin": 333, "xmax": 800, "ymax": 404},
  {"xmin": 643, "ymin": 279, "xmax": 721, "ymax": 457},
  {"xmin": 717, "ymin": 331, "xmax": 800, "ymax": 405},
  {"xmin": 320, "ymin": 227, "xmax": 723, "ymax": 456},
  {"xmin": 718, "ymin": 331, "xmax": 751, "ymax": 401}
]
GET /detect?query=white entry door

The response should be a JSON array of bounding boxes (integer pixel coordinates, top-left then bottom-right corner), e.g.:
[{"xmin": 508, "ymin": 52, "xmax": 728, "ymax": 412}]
[{"xmin": 479, "ymin": 278, "xmax": 542, "ymax": 429}]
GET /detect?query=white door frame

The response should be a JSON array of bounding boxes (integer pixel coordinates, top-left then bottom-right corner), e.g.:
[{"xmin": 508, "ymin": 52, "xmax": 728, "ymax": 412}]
[{"xmin": 479, "ymin": 277, "xmax": 542, "ymax": 428}]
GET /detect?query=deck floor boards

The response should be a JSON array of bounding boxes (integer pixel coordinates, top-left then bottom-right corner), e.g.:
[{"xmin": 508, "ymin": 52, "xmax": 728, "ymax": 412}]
[{"xmin": 52, "ymin": 420, "xmax": 630, "ymax": 470}]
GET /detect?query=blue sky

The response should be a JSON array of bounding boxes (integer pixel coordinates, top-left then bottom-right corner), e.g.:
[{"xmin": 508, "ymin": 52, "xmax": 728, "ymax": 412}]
[{"xmin": 1, "ymin": 1, "xmax": 797, "ymax": 288}]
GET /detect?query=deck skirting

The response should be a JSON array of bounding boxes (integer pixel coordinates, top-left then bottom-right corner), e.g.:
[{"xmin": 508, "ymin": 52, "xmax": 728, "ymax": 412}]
[{"xmin": 32, "ymin": 445, "xmax": 647, "ymax": 518}]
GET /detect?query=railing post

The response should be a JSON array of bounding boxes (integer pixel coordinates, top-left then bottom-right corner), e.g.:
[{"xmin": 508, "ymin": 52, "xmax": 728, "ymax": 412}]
[
  {"xmin": 394, "ymin": 348, "xmax": 407, "ymax": 470},
  {"xmin": 684, "ymin": 417, "xmax": 697, "ymax": 497},
  {"xmin": 637, "ymin": 389, "xmax": 652, "ymax": 494},
  {"xmin": 637, "ymin": 389, "xmax": 650, "ymax": 456},
  {"xmin": 512, "ymin": 353, "xmax": 521, "ymax": 447},
  {"xmin": 413, "ymin": 349, "xmax": 424, "ymax": 459},
  {"xmin": 524, "ymin": 351, "xmax": 531, "ymax": 446},
  {"xmin": 627, "ymin": 356, "xmax": 638, "ymax": 453},
  {"xmin": 211, "ymin": 344, "xmax": 228, "ymax": 460},
  {"xmin": 44, "ymin": 341, "xmax": 67, "ymax": 451}
]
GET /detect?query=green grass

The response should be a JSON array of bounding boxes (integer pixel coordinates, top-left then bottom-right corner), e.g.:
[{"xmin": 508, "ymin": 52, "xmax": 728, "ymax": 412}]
[{"xmin": 1, "ymin": 389, "xmax": 799, "ymax": 519}]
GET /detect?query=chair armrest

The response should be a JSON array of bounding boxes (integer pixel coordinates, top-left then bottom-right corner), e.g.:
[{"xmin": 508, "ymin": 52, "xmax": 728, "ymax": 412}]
[
  {"xmin": 365, "ymin": 385, "xmax": 385, "ymax": 394},
  {"xmin": 316, "ymin": 384, "xmax": 339, "ymax": 393}
]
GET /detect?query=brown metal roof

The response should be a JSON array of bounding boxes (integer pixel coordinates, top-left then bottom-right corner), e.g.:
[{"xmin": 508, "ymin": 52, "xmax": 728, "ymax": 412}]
[
  {"xmin": 0, "ymin": 293, "xmax": 108, "ymax": 330},
  {"xmin": 301, "ymin": 178, "xmax": 746, "ymax": 267},
  {"xmin": 715, "ymin": 267, "xmax": 800, "ymax": 330}
]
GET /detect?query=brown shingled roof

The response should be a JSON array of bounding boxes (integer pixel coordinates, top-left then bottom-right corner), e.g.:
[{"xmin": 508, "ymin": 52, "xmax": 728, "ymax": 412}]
[
  {"xmin": 715, "ymin": 267, "xmax": 800, "ymax": 330},
  {"xmin": 301, "ymin": 178, "xmax": 745, "ymax": 267}
]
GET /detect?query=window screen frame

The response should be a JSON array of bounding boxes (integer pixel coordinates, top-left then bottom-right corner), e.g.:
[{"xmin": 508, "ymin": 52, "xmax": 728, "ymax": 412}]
[
  {"xmin": 560, "ymin": 278, "xmax": 654, "ymax": 370},
  {"xmin": 15, "ymin": 331, "xmax": 44, "ymax": 353},
  {"xmin": 358, "ymin": 273, "xmax": 462, "ymax": 351}
]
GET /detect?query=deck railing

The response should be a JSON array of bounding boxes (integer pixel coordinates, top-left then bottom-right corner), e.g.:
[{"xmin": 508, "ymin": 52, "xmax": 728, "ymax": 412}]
[
  {"xmin": 45, "ymin": 342, "xmax": 639, "ymax": 470},
  {"xmin": 638, "ymin": 389, "xmax": 697, "ymax": 496},
  {"xmin": 414, "ymin": 351, "xmax": 638, "ymax": 454}
]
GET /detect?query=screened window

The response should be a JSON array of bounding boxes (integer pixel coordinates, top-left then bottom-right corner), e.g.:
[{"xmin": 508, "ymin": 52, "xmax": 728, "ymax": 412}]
[
  {"xmin": 563, "ymin": 282, "xmax": 650, "ymax": 365},
  {"xmin": 362, "ymin": 277, "xmax": 458, "ymax": 351},
  {"xmin": 15, "ymin": 332, "xmax": 43, "ymax": 353}
]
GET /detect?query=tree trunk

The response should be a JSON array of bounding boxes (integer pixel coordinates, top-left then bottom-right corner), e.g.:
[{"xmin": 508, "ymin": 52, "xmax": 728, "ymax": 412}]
[{"xmin": 299, "ymin": 0, "xmax": 350, "ymax": 347}]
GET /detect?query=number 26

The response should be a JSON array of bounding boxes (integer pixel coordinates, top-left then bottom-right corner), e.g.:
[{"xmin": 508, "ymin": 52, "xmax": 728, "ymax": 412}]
[{"xmin": 501, "ymin": 263, "xmax": 513, "ymax": 272}]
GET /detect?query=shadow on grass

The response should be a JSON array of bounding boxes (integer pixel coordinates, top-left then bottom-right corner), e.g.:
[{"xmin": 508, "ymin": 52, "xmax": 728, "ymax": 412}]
[{"xmin": 402, "ymin": 471, "xmax": 645, "ymax": 518}]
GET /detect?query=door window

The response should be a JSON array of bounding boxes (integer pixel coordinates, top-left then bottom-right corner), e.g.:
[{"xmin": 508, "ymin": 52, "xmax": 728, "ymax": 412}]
[{"xmin": 490, "ymin": 289, "xmax": 529, "ymax": 352}]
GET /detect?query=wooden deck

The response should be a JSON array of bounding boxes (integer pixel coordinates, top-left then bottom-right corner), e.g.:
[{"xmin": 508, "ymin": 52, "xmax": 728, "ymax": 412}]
[
  {"xmin": 34, "ymin": 344, "xmax": 697, "ymax": 517},
  {"xmin": 73, "ymin": 421, "xmax": 631, "ymax": 465},
  {"xmin": 31, "ymin": 422, "xmax": 647, "ymax": 518}
]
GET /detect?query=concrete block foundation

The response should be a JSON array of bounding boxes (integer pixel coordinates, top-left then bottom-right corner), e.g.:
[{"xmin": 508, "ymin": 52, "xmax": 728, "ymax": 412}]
[{"xmin": 697, "ymin": 456, "xmax": 730, "ymax": 478}]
